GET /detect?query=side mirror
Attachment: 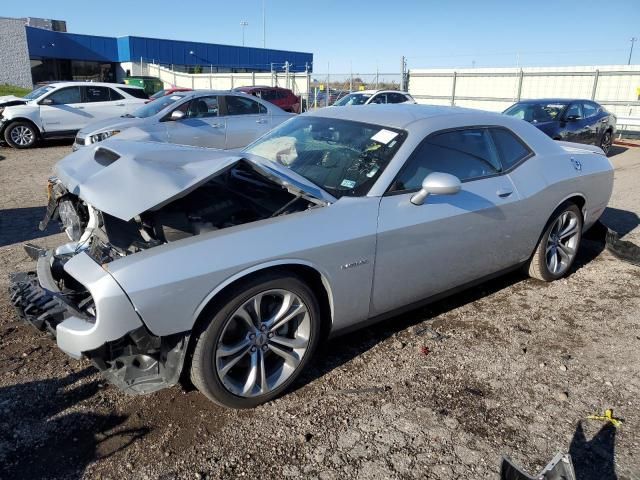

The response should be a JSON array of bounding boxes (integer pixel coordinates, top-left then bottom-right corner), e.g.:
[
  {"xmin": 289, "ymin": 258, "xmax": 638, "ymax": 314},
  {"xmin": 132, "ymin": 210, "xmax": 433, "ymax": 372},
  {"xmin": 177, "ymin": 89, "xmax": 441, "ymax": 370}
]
[
  {"xmin": 410, "ymin": 172, "xmax": 461, "ymax": 206},
  {"xmin": 170, "ymin": 110, "xmax": 186, "ymax": 121},
  {"xmin": 565, "ymin": 115, "xmax": 580, "ymax": 122},
  {"xmin": 40, "ymin": 98, "xmax": 54, "ymax": 106}
]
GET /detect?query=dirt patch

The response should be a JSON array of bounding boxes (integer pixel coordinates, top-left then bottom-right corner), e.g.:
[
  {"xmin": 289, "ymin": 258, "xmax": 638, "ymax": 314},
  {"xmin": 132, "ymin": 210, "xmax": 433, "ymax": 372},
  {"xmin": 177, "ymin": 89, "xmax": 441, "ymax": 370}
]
[{"xmin": 0, "ymin": 145, "xmax": 639, "ymax": 479}]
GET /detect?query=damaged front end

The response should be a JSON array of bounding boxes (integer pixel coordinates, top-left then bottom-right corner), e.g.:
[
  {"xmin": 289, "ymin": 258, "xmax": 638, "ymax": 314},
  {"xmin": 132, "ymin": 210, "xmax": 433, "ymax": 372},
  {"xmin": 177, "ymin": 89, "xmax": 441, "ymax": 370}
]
[{"xmin": 9, "ymin": 140, "xmax": 328, "ymax": 394}]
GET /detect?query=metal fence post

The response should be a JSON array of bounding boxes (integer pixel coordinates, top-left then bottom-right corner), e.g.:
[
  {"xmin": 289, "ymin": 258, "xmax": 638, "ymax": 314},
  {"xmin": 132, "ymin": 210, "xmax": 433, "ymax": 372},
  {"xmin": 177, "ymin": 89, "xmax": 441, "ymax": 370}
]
[
  {"xmin": 252, "ymin": 71, "xmax": 256, "ymax": 86},
  {"xmin": 591, "ymin": 69, "xmax": 600, "ymax": 100},
  {"xmin": 451, "ymin": 71, "xmax": 457, "ymax": 106},
  {"xmin": 517, "ymin": 69, "xmax": 524, "ymax": 101},
  {"xmin": 306, "ymin": 71, "xmax": 311, "ymax": 112}
]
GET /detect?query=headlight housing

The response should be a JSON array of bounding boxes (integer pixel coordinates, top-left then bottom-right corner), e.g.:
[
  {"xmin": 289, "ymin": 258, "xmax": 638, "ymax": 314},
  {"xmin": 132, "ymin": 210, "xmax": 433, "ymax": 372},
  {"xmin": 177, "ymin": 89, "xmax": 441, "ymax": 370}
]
[
  {"xmin": 58, "ymin": 199, "xmax": 84, "ymax": 241},
  {"xmin": 88, "ymin": 130, "xmax": 120, "ymax": 144}
]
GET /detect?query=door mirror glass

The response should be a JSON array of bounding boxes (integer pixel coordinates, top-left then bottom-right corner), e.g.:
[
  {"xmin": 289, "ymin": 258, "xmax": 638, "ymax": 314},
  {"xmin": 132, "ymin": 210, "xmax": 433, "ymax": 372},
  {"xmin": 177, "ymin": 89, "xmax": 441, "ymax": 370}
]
[
  {"xmin": 170, "ymin": 110, "xmax": 186, "ymax": 121},
  {"xmin": 411, "ymin": 172, "xmax": 461, "ymax": 205}
]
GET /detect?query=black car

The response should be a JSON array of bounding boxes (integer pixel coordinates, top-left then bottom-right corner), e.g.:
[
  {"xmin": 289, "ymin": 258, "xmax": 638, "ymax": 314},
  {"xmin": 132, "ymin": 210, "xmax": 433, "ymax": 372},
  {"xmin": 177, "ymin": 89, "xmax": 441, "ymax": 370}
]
[{"xmin": 503, "ymin": 99, "xmax": 616, "ymax": 155}]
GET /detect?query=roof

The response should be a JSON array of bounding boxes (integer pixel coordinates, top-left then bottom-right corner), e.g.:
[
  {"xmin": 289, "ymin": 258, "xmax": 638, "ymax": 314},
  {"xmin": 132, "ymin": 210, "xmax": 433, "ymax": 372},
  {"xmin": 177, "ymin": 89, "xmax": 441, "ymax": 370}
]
[
  {"xmin": 46, "ymin": 81, "xmax": 144, "ymax": 90},
  {"xmin": 304, "ymin": 104, "xmax": 494, "ymax": 129},
  {"xmin": 516, "ymin": 98, "xmax": 593, "ymax": 104}
]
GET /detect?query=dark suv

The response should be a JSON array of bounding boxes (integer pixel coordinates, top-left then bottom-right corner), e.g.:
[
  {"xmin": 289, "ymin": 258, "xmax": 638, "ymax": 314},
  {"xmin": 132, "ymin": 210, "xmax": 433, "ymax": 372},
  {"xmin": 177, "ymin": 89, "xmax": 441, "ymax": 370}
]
[
  {"xmin": 234, "ymin": 86, "xmax": 301, "ymax": 113},
  {"xmin": 504, "ymin": 99, "xmax": 616, "ymax": 155}
]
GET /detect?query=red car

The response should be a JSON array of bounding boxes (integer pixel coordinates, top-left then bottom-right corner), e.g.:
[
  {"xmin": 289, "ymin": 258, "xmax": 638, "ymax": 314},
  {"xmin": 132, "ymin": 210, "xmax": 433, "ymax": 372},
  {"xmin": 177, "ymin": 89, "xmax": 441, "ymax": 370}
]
[
  {"xmin": 234, "ymin": 86, "xmax": 302, "ymax": 113},
  {"xmin": 146, "ymin": 87, "xmax": 192, "ymax": 103}
]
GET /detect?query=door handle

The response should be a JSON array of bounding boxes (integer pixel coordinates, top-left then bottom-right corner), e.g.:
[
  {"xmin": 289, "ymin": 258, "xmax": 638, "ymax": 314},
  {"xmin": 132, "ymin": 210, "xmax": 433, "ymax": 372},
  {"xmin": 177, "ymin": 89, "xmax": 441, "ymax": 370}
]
[
  {"xmin": 256, "ymin": 118, "xmax": 268, "ymax": 124},
  {"xmin": 211, "ymin": 123, "xmax": 224, "ymax": 128},
  {"xmin": 76, "ymin": 106, "xmax": 85, "ymax": 110},
  {"xmin": 496, "ymin": 188, "xmax": 513, "ymax": 198},
  {"xmin": 116, "ymin": 103, "xmax": 125, "ymax": 106}
]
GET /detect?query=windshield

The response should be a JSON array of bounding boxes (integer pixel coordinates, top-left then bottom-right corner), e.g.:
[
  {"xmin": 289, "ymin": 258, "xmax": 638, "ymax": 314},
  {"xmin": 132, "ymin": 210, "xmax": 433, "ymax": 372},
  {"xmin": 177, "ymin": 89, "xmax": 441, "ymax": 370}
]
[
  {"xmin": 24, "ymin": 85, "xmax": 56, "ymax": 100},
  {"xmin": 245, "ymin": 116, "xmax": 407, "ymax": 198},
  {"xmin": 504, "ymin": 102, "xmax": 568, "ymax": 123},
  {"xmin": 131, "ymin": 94, "xmax": 186, "ymax": 118},
  {"xmin": 334, "ymin": 93, "xmax": 373, "ymax": 106},
  {"xmin": 150, "ymin": 89, "xmax": 169, "ymax": 100}
]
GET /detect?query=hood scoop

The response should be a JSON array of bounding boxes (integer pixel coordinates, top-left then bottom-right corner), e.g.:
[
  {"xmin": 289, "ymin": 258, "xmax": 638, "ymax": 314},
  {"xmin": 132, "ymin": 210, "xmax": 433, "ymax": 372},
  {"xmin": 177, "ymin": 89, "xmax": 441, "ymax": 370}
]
[{"xmin": 94, "ymin": 147, "xmax": 121, "ymax": 166}]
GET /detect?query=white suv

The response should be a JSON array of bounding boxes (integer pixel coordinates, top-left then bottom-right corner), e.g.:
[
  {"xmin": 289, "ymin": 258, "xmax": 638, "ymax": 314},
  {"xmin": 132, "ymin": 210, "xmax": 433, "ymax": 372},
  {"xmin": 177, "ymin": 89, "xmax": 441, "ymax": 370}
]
[
  {"xmin": 0, "ymin": 82, "xmax": 148, "ymax": 149},
  {"xmin": 332, "ymin": 90, "xmax": 416, "ymax": 107}
]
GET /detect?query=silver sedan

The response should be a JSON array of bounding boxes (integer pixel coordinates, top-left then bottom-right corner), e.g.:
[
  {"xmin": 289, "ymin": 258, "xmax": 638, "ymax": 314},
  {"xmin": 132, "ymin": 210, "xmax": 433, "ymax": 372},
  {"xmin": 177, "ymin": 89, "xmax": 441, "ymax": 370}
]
[
  {"xmin": 73, "ymin": 90, "xmax": 294, "ymax": 150},
  {"xmin": 10, "ymin": 104, "xmax": 613, "ymax": 408}
]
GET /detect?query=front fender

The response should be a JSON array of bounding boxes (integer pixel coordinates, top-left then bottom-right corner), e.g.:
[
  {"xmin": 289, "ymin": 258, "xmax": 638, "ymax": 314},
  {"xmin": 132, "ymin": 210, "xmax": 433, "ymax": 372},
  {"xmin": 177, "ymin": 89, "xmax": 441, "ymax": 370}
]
[{"xmin": 191, "ymin": 259, "xmax": 335, "ymax": 330}]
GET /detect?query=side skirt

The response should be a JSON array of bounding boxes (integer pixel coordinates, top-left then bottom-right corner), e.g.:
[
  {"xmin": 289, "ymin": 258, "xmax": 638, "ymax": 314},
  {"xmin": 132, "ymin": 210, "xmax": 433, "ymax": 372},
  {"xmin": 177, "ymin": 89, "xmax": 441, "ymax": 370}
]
[{"xmin": 329, "ymin": 262, "xmax": 526, "ymax": 338}]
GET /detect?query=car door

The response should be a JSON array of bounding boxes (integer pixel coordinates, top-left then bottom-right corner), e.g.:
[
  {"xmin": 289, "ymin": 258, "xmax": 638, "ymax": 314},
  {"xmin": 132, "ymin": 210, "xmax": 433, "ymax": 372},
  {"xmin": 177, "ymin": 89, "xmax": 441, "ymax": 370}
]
[
  {"xmin": 222, "ymin": 95, "xmax": 271, "ymax": 149},
  {"xmin": 80, "ymin": 86, "xmax": 125, "ymax": 123},
  {"xmin": 38, "ymin": 86, "xmax": 87, "ymax": 133},
  {"xmin": 371, "ymin": 127, "xmax": 523, "ymax": 316},
  {"xmin": 581, "ymin": 101, "xmax": 602, "ymax": 145},
  {"xmin": 561, "ymin": 102, "xmax": 591, "ymax": 144},
  {"xmin": 166, "ymin": 95, "xmax": 226, "ymax": 148}
]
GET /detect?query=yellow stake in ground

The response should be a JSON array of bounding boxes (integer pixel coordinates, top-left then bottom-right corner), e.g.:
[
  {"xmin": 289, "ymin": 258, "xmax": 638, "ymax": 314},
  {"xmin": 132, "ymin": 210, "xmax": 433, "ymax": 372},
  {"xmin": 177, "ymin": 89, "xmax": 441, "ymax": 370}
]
[{"xmin": 587, "ymin": 409, "xmax": 623, "ymax": 428}]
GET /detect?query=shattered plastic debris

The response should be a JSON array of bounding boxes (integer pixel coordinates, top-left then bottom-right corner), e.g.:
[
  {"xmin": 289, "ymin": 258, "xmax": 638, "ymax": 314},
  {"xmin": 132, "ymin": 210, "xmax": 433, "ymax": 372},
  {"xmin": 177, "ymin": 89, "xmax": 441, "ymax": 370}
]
[
  {"xmin": 420, "ymin": 346, "xmax": 430, "ymax": 356},
  {"xmin": 500, "ymin": 452, "xmax": 576, "ymax": 480}
]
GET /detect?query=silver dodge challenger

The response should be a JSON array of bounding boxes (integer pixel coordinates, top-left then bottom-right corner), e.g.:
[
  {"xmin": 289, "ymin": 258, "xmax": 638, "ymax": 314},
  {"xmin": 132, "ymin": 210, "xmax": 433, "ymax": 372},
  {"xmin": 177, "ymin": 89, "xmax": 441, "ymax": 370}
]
[{"xmin": 9, "ymin": 104, "xmax": 614, "ymax": 408}]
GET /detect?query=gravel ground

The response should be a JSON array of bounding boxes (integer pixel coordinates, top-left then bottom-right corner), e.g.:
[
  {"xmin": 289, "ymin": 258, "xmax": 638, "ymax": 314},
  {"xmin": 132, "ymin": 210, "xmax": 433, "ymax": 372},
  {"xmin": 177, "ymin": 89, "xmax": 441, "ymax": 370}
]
[{"xmin": 0, "ymin": 141, "xmax": 639, "ymax": 480}]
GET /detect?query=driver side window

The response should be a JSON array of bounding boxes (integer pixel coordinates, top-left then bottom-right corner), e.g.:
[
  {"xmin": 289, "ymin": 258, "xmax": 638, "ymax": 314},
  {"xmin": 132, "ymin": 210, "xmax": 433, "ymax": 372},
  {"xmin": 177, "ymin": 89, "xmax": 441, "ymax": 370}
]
[
  {"xmin": 565, "ymin": 103, "xmax": 583, "ymax": 120},
  {"xmin": 391, "ymin": 128, "xmax": 501, "ymax": 192},
  {"xmin": 46, "ymin": 87, "xmax": 81, "ymax": 105}
]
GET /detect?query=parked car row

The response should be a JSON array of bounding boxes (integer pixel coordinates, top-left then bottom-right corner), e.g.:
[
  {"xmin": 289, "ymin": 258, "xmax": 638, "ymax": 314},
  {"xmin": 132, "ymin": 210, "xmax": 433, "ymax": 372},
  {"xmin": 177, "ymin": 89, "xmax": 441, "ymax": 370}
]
[{"xmin": 10, "ymin": 103, "xmax": 614, "ymax": 409}]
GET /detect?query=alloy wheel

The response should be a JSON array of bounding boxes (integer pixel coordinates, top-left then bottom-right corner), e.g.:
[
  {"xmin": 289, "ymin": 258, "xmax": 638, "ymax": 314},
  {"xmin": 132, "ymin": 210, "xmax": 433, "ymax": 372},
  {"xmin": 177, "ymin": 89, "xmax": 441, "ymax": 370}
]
[
  {"xmin": 10, "ymin": 126, "xmax": 35, "ymax": 146},
  {"xmin": 600, "ymin": 131, "xmax": 612, "ymax": 155},
  {"xmin": 215, "ymin": 289, "xmax": 311, "ymax": 397},
  {"xmin": 545, "ymin": 211, "xmax": 580, "ymax": 276}
]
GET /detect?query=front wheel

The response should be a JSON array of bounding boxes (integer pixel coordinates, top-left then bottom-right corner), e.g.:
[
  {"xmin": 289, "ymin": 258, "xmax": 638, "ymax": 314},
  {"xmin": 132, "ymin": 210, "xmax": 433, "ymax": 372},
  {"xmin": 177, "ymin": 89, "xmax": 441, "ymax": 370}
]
[
  {"xmin": 4, "ymin": 121, "xmax": 38, "ymax": 149},
  {"xmin": 527, "ymin": 203, "xmax": 583, "ymax": 282},
  {"xmin": 600, "ymin": 130, "xmax": 613, "ymax": 156},
  {"xmin": 190, "ymin": 273, "xmax": 321, "ymax": 408}
]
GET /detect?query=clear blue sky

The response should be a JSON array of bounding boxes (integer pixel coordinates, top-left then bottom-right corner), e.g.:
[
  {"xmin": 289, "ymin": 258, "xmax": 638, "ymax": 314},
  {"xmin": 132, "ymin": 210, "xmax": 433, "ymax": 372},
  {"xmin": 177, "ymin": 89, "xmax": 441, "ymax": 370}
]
[{"xmin": 3, "ymin": 0, "xmax": 639, "ymax": 74}]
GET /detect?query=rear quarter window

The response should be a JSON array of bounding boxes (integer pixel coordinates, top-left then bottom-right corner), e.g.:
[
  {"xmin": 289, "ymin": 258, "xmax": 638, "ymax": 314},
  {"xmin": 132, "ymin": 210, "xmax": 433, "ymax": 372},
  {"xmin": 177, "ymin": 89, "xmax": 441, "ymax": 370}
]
[
  {"xmin": 490, "ymin": 128, "xmax": 532, "ymax": 170},
  {"xmin": 119, "ymin": 87, "xmax": 149, "ymax": 99}
]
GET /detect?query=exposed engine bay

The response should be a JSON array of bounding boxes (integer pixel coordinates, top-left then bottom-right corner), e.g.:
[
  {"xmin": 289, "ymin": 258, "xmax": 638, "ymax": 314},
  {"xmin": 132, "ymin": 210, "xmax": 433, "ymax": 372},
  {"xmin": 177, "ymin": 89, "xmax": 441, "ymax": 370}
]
[{"xmin": 42, "ymin": 160, "xmax": 318, "ymax": 266}]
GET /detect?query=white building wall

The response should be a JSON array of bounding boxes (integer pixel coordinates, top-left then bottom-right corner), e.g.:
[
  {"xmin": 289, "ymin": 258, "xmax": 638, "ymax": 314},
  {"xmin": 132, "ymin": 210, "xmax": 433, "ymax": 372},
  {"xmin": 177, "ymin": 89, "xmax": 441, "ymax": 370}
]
[{"xmin": 0, "ymin": 18, "xmax": 33, "ymax": 88}]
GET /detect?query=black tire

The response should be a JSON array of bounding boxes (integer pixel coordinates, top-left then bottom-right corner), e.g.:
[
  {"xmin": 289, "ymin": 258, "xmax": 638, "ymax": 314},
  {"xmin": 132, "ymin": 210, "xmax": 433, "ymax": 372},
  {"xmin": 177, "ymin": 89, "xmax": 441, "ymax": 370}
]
[
  {"xmin": 527, "ymin": 202, "xmax": 583, "ymax": 282},
  {"xmin": 599, "ymin": 130, "xmax": 613, "ymax": 156},
  {"xmin": 190, "ymin": 272, "xmax": 321, "ymax": 409},
  {"xmin": 4, "ymin": 121, "xmax": 38, "ymax": 149}
]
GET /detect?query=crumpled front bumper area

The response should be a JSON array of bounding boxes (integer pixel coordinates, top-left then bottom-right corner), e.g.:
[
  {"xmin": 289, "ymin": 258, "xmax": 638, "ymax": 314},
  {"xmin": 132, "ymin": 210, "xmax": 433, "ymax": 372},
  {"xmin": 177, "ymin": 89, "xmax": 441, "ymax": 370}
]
[
  {"xmin": 9, "ymin": 270, "xmax": 70, "ymax": 335},
  {"xmin": 9, "ymin": 249, "xmax": 189, "ymax": 394}
]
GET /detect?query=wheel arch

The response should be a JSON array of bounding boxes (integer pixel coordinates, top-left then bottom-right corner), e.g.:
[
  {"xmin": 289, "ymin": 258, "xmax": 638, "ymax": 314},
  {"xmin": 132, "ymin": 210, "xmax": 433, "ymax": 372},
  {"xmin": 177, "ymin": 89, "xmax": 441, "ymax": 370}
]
[
  {"xmin": 191, "ymin": 260, "xmax": 335, "ymax": 340},
  {"xmin": 2, "ymin": 117, "xmax": 42, "ymax": 138},
  {"xmin": 528, "ymin": 193, "xmax": 586, "ymax": 261}
]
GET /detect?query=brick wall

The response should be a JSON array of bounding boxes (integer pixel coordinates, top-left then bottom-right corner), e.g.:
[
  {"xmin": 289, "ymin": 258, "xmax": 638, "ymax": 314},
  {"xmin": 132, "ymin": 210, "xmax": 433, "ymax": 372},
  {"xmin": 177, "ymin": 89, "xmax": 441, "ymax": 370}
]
[{"xmin": 0, "ymin": 18, "xmax": 32, "ymax": 89}]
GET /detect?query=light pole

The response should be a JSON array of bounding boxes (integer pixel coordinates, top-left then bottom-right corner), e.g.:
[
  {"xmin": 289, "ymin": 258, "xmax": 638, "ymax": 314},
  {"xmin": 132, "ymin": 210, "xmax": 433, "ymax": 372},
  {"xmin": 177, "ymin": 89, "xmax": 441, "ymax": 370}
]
[
  {"xmin": 262, "ymin": 0, "xmax": 266, "ymax": 48},
  {"xmin": 629, "ymin": 37, "xmax": 638, "ymax": 65},
  {"xmin": 240, "ymin": 21, "xmax": 248, "ymax": 47}
]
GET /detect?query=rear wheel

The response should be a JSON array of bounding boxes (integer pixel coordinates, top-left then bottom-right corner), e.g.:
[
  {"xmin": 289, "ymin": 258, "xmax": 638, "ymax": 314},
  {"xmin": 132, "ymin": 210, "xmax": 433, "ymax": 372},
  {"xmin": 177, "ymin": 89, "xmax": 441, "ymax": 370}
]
[
  {"xmin": 528, "ymin": 203, "xmax": 583, "ymax": 281},
  {"xmin": 4, "ymin": 121, "xmax": 38, "ymax": 149},
  {"xmin": 600, "ymin": 130, "xmax": 613, "ymax": 156},
  {"xmin": 190, "ymin": 273, "xmax": 320, "ymax": 408}
]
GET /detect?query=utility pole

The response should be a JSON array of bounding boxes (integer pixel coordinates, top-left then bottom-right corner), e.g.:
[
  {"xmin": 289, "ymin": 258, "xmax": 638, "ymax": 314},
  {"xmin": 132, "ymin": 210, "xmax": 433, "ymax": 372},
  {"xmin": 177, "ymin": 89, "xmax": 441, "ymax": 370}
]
[
  {"xmin": 400, "ymin": 56, "xmax": 406, "ymax": 91},
  {"xmin": 350, "ymin": 61, "xmax": 353, "ymax": 92},
  {"xmin": 629, "ymin": 37, "xmax": 638, "ymax": 65},
  {"xmin": 262, "ymin": 0, "xmax": 266, "ymax": 48},
  {"xmin": 240, "ymin": 21, "xmax": 248, "ymax": 47}
]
